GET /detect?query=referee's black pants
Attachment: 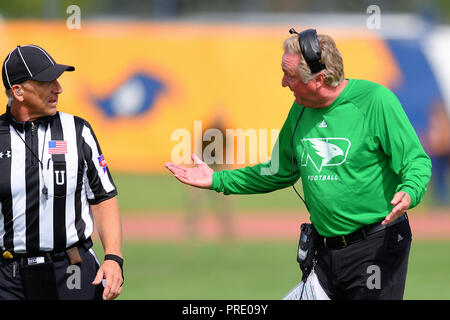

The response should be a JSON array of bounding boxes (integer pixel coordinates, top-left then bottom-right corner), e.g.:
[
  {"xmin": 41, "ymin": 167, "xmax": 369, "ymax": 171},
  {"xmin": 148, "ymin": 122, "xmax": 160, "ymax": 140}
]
[
  {"xmin": 314, "ymin": 217, "xmax": 412, "ymax": 300},
  {"xmin": 0, "ymin": 243, "xmax": 104, "ymax": 300}
]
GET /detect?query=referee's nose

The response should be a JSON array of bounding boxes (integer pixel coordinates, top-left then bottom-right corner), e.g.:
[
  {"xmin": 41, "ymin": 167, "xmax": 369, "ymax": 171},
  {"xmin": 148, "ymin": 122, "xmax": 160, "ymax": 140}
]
[{"xmin": 52, "ymin": 79, "xmax": 63, "ymax": 94}]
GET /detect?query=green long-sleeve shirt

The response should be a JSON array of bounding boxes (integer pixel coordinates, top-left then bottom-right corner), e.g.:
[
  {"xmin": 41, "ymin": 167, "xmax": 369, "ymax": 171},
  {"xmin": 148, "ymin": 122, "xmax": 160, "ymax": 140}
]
[{"xmin": 210, "ymin": 79, "xmax": 432, "ymax": 237}]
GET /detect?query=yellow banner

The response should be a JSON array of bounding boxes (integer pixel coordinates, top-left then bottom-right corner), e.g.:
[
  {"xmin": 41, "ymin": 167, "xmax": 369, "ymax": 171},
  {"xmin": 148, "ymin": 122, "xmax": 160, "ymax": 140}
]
[{"xmin": 0, "ymin": 22, "xmax": 399, "ymax": 172}]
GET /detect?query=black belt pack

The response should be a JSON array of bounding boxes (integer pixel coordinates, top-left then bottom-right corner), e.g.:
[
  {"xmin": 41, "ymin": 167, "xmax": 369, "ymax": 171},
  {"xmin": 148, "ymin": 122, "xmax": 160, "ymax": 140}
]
[{"xmin": 296, "ymin": 223, "xmax": 317, "ymax": 280}]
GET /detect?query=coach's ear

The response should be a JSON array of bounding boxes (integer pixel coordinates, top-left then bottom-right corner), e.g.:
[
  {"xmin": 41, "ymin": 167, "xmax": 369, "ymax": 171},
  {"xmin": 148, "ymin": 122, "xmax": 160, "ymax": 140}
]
[{"xmin": 313, "ymin": 73, "xmax": 325, "ymax": 90}]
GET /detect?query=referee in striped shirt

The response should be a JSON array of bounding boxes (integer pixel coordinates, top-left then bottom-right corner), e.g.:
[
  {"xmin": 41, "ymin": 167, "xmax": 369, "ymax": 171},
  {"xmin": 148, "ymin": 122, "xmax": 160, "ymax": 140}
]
[{"xmin": 0, "ymin": 45, "xmax": 123, "ymax": 300}]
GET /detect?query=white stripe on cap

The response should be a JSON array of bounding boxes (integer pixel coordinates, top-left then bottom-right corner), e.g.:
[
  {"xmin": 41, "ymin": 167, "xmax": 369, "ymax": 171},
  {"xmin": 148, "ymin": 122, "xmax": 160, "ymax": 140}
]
[
  {"xmin": 24, "ymin": 45, "xmax": 55, "ymax": 65},
  {"xmin": 3, "ymin": 50, "xmax": 14, "ymax": 89},
  {"xmin": 16, "ymin": 46, "xmax": 33, "ymax": 78}
]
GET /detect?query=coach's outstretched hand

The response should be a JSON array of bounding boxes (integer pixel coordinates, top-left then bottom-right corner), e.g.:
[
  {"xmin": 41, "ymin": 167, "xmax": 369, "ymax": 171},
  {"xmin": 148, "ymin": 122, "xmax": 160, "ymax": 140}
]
[
  {"xmin": 382, "ymin": 191, "xmax": 411, "ymax": 226},
  {"xmin": 165, "ymin": 154, "xmax": 214, "ymax": 189}
]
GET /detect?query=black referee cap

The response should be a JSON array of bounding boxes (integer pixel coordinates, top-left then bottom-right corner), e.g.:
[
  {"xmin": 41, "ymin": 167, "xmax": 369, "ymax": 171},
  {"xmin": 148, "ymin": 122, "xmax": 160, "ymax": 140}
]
[{"xmin": 2, "ymin": 44, "xmax": 75, "ymax": 90}]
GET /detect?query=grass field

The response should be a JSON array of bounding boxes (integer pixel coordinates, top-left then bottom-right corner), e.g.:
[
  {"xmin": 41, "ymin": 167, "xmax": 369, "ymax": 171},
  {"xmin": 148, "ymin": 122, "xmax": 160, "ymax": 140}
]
[
  {"xmin": 92, "ymin": 239, "xmax": 450, "ymax": 300},
  {"xmin": 106, "ymin": 173, "xmax": 450, "ymax": 300}
]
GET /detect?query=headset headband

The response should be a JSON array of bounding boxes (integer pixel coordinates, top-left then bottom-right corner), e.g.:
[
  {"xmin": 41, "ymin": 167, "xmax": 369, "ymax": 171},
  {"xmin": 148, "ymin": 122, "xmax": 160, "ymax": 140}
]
[{"xmin": 289, "ymin": 28, "xmax": 326, "ymax": 74}]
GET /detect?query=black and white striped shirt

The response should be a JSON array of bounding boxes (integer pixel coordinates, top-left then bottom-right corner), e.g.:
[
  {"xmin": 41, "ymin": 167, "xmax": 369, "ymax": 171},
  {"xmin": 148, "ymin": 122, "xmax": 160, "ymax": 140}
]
[{"xmin": 0, "ymin": 107, "xmax": 117, "ymax": 253}]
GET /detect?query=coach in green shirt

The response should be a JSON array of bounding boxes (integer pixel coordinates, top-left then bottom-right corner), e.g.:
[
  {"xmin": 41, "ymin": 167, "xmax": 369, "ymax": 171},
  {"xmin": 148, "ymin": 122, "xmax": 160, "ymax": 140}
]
[{"xmin": 165, "ymin": 29, "xmax": 432, "ymax": 300}]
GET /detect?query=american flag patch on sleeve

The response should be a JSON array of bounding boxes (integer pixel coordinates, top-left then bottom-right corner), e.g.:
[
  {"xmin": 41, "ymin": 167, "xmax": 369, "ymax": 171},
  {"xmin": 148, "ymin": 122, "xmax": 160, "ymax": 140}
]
[
  {"xmin": 98, "ymin": 154, "xmax": 107, "ymax": 173},
  {"xmin": 48, "ymin": 140, "xmax": 68, "ymax": 154}
]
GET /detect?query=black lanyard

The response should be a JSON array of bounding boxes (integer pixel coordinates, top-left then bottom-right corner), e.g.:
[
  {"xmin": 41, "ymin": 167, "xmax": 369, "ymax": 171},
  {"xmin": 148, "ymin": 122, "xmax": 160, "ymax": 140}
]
[
  {"xmin": 290, "ymin": 106, "xmax": 310, "ymax": 212},
  {"xmin": 13, "ymin": 122, "xmax": 49, "ymax": 200}
]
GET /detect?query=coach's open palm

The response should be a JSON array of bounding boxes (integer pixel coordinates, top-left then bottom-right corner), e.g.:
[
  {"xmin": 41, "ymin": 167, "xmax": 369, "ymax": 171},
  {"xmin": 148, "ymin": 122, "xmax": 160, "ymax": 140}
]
[{"xmin": 165, "ymin": 154, "xmax": 214, "ymax": 189}]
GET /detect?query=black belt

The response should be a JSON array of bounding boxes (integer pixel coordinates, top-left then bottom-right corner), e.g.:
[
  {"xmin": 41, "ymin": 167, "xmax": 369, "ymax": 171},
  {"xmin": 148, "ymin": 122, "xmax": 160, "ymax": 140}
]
[
  {"xmin": 1, "ymin": 237, "xmax": 93, "ymax": 262},
  {"xmin": 318, "ymin": 214, "xmax": 408, "ymax": 249}
]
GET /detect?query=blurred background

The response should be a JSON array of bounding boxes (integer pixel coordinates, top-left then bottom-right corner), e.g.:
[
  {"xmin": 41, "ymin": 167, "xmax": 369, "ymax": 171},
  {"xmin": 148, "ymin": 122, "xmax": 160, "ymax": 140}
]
[{"xmin": 0, "ymin": 0, "xmax": 449, "ymax": 300}]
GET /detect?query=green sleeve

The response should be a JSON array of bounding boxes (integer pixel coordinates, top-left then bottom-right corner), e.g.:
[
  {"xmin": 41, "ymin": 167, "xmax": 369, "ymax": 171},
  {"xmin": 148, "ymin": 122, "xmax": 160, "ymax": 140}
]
[
  {"xmin": 210, "ymin": 104, "xmax": 301, "ymax": 195},
  {"xmin": 373, "ymin": 86, "xmax": 432, "ymax": 208}
]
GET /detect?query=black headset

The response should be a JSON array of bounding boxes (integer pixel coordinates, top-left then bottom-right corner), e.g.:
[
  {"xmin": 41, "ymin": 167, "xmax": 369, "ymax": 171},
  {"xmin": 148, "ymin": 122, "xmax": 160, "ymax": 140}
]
[{"xmin": 289, "ymin": 28, "xmax": 325, "ymax": 74}]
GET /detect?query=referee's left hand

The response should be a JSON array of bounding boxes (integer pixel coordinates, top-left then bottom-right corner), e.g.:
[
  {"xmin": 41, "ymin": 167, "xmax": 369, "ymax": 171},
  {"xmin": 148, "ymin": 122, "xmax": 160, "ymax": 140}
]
[
  {"xmin": 92, "ymin": 260, "xmax": 124, "ymax": 300},
  {"xmin": 382, "ymin": 191, "xmax": 411, "ymax": 226}
]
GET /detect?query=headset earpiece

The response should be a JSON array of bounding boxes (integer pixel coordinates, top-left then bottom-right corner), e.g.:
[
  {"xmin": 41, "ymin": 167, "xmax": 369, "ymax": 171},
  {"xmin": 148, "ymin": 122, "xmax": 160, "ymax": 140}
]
[
  {"xmin": 289, "ymin": 28, "xmax": 326, "ymax": 74},
  {"xmin": 15, "ymin": 88, "xmax": 22, "ymax": 96}
]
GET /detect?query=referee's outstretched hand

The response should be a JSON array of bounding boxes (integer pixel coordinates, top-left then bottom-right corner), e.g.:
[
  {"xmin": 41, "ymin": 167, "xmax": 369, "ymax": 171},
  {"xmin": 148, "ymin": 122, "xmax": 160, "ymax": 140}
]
[
  {"xmin": 165, "ymin": 154, "xmax": 214, "ymax": 189},
  {"xmin": 92, "ymin": 260, "xmax": 124, "ymax": 300}
]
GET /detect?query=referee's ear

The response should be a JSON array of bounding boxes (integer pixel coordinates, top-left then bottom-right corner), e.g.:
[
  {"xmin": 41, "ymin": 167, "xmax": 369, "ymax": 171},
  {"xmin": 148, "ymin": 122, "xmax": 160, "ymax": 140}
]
[{"xmin": 11, "ymin": 84, "xmax": 24, "ymax": 103}]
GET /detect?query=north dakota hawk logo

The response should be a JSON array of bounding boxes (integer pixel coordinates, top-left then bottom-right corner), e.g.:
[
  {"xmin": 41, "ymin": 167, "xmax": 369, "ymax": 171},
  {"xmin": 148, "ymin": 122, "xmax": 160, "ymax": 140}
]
[{"xmin": 300, "ymin": 138, "xmax": 351, "ymax": 173}]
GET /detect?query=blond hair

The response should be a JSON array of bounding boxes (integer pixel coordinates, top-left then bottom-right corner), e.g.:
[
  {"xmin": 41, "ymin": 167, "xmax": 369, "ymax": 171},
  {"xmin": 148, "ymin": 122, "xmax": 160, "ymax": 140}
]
[{"xmin": 283, "ymin": 34, "xmax": 344, "ymax": 87}]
